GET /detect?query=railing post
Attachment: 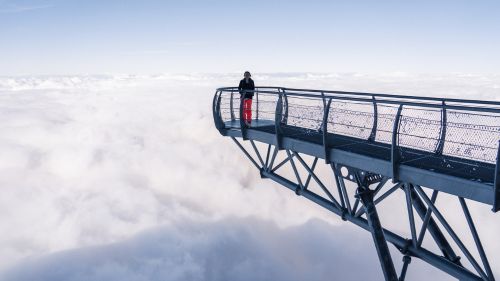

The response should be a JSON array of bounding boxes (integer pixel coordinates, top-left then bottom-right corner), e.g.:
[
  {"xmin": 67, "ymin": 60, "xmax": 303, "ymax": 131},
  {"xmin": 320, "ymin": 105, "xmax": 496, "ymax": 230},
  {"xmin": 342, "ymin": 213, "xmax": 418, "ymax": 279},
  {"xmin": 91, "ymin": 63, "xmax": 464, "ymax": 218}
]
[
  {"xmin": 275, "ymin": 93, "xmax": 283, "ymax": 149},
  {"xmin": 320, "ymin": 91, "xmax": 326, "ymax": 132},
  {"xmin": 323, "ymin": 98, "xmax": 333, "ymax": 163},
  {"xmin": 282, "ymin": 89, "xmax": 289, "ymax": 125},
  {"xmin": 391, "ymin": 104, "xmax": 403, "ymax": 183},
  {"xmin": 212, "ymin": 90, "xmax": 225, "ymax": 131},
  {"xmin": 369, "ymin": 96, "xmax": 378, "ymax": 142},
  {"xmin": 230, "ymin": 90, "xmax": 235, "ymax": 121},
  {"xmin": 493, "ymin": 140, "xmax": 500, "ymax": 212},
  {"xmin": 435, "ymin": 101, "xmax": 447, "ymax": 155},
  {"xmin": 321, "ymin": 91, "xmax": 326, "ymax": 111},
  {"xmin": 256, "ymin": 88, "xmax": 259, "ymax": 120}
]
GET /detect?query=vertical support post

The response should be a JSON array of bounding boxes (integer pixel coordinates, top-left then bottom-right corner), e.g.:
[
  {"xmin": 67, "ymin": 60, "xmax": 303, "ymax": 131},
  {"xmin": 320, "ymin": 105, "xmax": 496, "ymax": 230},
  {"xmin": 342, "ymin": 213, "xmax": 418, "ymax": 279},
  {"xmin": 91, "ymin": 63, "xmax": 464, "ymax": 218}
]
[
  {"xmin": 323, "ymin": 98, "xmax": 333, "ymax": 163},
  {"xmin": 282, "ymin": 89, "xmax": 289, "ymax": 125},
  {"xmin": 435, "ymin": 101, "xmax": 447, "ymax": 155},
  {"xmin": 369, "ymin": 96, "xmax": 378, "ymax": 142},
  {"xmin": 358, "ymin": 186, "xmax": 399, "ymax": 281},
  {"xmin": 391, "ymin": 105, "xmax": 403, "ymax": 183},
  {"xmin": 230, "ymin": 90, "xmax": 235, "ymax": 121},
  {"xmin": 256, "ymin": 88, "xmax": 259, "ymax": 121},
  {"xmin": 212, "ymin": 91, "xmax": 225, "ymax": 131},
  {"xmin": 320, "ymin": 91, "xmax": 326, "ymax": 109},
  {"xmin": 275, "ymin": 93, "xmax": 283, "ymax": 149},
  {"xmin": 320, "ymin": 91, "xmax": 326, "ymax": 132},
  {"xmin": 493, "ymin": 140, "xmax": 500, "ymax": 212}
]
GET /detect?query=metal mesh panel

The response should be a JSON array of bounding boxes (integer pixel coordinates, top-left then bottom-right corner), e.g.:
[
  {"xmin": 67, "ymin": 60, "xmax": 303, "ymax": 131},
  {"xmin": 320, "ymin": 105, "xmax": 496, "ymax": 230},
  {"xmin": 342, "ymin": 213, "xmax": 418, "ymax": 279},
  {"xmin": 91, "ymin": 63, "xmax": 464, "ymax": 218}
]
[
  {"xmin": 443, "ymin": 110, "xmax": 500, "ymax": 163},
  {"xmin": 398, "ymin": 107, "xmax": 442, "ymax": 152},
  {"xmin": 284, "ymin": 96, "xmax": 324, "ymax": 131},
  {"xmin": 219, "ymin": 91, "xmax": 240, "ymax": 126},
  {"xmin": 327, "ymin": 100, "xmax": 374, "ymax": 139},
  {"xmin": 253, "ymin": 93, "xmax": 278, "ymax": 123},
  {"xmin": 375, "ymin": 104, "xmax": 400, "ymax": 144}
]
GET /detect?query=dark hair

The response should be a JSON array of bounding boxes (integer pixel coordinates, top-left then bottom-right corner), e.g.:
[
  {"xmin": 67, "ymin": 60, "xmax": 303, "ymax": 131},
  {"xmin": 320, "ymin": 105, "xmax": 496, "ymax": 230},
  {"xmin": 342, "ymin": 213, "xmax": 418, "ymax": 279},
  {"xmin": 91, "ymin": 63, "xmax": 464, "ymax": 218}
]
[{"xmin": 244, "ymin": 71, "xmax": 251, "ymax": 76}]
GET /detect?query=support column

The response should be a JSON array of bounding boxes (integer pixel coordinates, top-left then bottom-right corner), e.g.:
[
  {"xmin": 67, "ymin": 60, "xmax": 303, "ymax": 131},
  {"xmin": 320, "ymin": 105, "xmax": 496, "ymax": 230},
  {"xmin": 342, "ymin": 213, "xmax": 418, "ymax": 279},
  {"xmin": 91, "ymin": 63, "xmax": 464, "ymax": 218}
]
[{"xmin": 358, "ymin": 187, "xmax": 399, "ymax": 281}]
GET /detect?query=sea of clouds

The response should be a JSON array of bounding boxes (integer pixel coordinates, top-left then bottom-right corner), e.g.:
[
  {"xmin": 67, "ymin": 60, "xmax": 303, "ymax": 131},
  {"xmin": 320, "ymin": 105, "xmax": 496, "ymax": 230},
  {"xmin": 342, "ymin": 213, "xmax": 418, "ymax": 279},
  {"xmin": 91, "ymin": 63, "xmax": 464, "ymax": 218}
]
[{"xmin": 0, "ymin": 73, "xmax": 499, "ymax": 281}]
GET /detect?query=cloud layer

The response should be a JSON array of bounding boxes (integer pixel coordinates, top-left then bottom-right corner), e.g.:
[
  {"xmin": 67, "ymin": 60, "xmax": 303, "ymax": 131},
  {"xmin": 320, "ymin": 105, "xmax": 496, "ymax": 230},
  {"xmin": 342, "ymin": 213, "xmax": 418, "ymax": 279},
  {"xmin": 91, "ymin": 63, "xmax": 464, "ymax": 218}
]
[
  {"xmin": 0, "ymin": 73, "xmax": 499, "ymax": 280},
  {"xmin": 1, "ymin": 218, "xmax": 386, "ymax": 281}
]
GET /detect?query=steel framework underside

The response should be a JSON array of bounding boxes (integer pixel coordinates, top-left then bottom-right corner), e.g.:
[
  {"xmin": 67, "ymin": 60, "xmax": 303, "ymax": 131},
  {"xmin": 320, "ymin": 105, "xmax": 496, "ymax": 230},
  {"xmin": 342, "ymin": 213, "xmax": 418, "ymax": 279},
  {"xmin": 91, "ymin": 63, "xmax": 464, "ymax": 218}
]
[{"xmin": 212, "ymin": 87, "xmax": 500, "ymax": 281}]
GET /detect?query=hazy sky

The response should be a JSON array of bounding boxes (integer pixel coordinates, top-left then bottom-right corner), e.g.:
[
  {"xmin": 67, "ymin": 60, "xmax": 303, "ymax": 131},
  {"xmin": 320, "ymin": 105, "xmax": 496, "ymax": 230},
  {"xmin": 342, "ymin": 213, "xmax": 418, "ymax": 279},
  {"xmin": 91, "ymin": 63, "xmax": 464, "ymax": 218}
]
[{"xmin": 1, "ymin": 0, "xmax": 499, "ymax": 75}]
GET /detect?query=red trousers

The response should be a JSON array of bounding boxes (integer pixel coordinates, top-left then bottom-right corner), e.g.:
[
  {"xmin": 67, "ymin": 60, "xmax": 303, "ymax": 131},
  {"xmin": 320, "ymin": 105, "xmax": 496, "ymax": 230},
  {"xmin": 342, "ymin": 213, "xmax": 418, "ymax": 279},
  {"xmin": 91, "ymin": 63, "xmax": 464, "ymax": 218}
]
[{"xmin": 243, "ymin": 98, "xmax": 252, "ymax": 122}]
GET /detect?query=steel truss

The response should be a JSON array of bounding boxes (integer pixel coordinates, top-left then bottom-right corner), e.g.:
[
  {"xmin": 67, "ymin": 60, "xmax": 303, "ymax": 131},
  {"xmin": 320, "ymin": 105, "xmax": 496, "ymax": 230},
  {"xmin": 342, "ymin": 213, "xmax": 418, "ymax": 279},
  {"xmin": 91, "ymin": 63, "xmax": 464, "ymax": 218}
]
[{"xmin": 230, "ymin": 137, "xmax": 495, "ymax": 281}]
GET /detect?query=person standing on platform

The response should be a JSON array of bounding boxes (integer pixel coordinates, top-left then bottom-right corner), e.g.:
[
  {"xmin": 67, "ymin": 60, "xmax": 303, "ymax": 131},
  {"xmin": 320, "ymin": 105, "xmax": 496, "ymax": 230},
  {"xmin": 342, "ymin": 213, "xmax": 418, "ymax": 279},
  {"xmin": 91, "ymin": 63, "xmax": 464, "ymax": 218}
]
[{"xmin": 238, "ymin": 71, "xmax": 255, "ymax": 126}]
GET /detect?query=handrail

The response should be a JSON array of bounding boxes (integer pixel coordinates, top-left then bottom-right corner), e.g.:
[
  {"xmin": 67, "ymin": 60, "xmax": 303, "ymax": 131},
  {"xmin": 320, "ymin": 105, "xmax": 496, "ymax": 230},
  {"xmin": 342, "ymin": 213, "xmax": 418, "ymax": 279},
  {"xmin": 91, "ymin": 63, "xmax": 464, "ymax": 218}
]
[
  {"xmin": 219, "ymin": 86, "xmax": 500, "ymax": 107},
  {"xmin": 221, "ymin": 87, "xmax": 500, "ymax": 114},
  {"xmin": 224, "ymin": 88, "xmax": 500, "ymax": 113}
]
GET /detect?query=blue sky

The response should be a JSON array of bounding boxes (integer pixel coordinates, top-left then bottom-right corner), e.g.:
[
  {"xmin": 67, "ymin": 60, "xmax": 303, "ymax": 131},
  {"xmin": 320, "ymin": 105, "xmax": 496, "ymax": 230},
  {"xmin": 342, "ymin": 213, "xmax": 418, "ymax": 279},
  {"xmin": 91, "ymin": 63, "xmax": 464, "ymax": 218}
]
[{"xmin": 0, "ymin": 0, "xmax": 499, "ymax": 75}]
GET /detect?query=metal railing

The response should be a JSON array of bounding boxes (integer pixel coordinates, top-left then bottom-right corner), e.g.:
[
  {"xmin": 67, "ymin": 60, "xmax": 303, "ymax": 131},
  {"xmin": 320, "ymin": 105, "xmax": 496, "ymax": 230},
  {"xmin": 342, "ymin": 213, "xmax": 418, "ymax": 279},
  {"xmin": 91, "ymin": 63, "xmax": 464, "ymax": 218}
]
[
  {"xmin": 213, "ymin": 86, "xmax": 500, "ymax": 208},
  {"xmin": 214, "ymin": 87, "xmax": 500, "ymax": 161}
]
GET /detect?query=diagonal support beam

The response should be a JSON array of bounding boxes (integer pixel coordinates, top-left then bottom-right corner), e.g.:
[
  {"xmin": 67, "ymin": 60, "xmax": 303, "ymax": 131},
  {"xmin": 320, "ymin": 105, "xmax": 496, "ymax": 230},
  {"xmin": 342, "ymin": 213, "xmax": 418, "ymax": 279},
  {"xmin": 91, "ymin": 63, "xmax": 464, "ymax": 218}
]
[
  {"xmin": 260, "ymin": 170, "xmax": 484, "ymax": 281},
  {"xmin": 264, "ymin": 144, "xmax": 272, "ymax": 169},
  {"xmin": 414, "ymin": 185, "xmax": 489, "ymax": 280},
  {"xmin": 286, "ymin": 150, "xmax": 305, "ymax": 194},
  {"xmin": 293, "ymin": 152, "xmax": 343, "ymax": 210},
  {"xmin": 459, "ymin": 197, "xmax": 494, "ymax": 280},
  {"xmin": 304, "ymin": 157, "xmax": 319, "ymax": 189},
  {"xmin": 399, "ymin": 256, "xmax": 411, "ymax": 281},
  {"xmin": 267, "ymin": 145, "xmax": 279, "ymax": 171},
  {"xmin": 271, "ymin": 152, "xmax": 295, "ymax": 172},
  {"xmin": 410, "ymin": 189, "xmax": 462, "ymax": 266},
  {"xmin": 231, "ymin": 137, "xmax": 261, "ymax": 170},
  {"xmin": 250, "ymin": 140, "xmax": 265, "ymax": 167}
]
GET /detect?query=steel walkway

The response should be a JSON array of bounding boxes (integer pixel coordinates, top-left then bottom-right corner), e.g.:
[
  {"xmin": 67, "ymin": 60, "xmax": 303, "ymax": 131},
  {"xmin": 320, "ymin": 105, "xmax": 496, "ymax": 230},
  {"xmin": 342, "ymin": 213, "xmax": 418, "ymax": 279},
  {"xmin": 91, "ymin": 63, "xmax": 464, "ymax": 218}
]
[{"xmin": 213, "ymin": 86, "xmax": 500, "ymax": 281}]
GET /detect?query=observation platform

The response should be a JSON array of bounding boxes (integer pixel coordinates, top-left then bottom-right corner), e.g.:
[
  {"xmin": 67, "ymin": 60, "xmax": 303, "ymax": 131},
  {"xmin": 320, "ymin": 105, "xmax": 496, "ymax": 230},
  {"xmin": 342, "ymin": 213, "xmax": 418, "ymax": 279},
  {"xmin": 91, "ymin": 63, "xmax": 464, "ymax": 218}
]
[{"xmin": 213, "ymin": 87, "xmax": 500, "ymax": 211}]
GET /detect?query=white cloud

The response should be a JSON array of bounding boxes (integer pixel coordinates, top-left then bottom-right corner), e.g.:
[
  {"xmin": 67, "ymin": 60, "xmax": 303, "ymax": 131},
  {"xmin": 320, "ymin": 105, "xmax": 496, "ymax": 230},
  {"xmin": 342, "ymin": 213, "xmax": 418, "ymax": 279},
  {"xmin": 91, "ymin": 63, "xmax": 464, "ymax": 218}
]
[
  {"xmin": 0, "ymin": 73, "xmax": 499, "ymax": 280},
  {"xmin": 1, "ymin": 217, "xmax": 449, "ymax": 281}
]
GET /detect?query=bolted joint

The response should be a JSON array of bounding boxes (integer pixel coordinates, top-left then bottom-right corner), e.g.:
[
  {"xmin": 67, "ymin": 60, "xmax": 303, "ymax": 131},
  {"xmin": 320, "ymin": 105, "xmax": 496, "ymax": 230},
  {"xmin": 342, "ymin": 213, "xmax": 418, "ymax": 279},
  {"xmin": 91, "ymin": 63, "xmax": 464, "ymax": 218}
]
[
  {"xmin": 450, "ymin": 255, "xmax": 462, "ymax": 265},
  {"xmin": 259, "ymin": 168, "xmax": 267, "ymax": 179},
  {"xmin": 400, "ymin": 239, "xmax": 412, "ymax": 256},
  {"xmin": 341, "ymin": 208, "xmax": 348, "ymax": 221},
  {"xmin": 402, "ymin": 255, "xmax": 412, "ymax": 264},
  {"xmin": 295, "ymin": 186, "xmax": 302, "ymax": 196},
  {"xmin": 356, "ymin": 186, "xmax": 374, "ymax": 203}
]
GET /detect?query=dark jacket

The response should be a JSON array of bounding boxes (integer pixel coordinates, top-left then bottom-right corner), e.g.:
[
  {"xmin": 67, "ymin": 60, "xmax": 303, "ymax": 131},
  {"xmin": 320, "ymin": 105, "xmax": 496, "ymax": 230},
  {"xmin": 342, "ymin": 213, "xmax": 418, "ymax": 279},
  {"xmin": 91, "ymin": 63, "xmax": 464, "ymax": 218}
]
[{"xmin": 238, "ymin": 78, "xmax": 255, "ymax": 99}]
